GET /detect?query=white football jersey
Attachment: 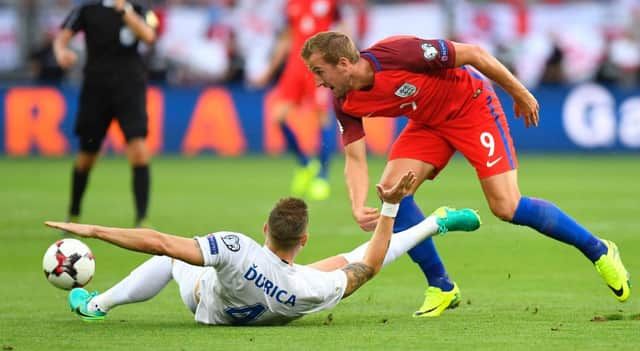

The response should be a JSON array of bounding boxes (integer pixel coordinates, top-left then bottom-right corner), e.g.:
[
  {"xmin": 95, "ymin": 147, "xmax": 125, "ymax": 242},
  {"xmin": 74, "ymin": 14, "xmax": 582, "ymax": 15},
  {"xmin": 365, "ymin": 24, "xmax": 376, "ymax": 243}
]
[{"xmin": 194, "ymin": 231, "xmax": 347, "ymax": 325}]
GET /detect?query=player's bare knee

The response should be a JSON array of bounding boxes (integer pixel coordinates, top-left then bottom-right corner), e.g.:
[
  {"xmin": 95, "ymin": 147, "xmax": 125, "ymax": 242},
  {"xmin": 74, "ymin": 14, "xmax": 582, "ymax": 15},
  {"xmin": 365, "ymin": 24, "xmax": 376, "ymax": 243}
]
[
  {"xmin": 75, "ymin": 152, "xmax": 98, "ymax": 171},
  {"xmin": 130, "ymin": 158, "xmax": 149, "ymax": 168},
  {"xmin": 489, "ymin": 201, "xmax": 517, "ymax": 221},
  {"xmin": 126, "ymin": 139, "xmax": 150, "ymax": 165}
]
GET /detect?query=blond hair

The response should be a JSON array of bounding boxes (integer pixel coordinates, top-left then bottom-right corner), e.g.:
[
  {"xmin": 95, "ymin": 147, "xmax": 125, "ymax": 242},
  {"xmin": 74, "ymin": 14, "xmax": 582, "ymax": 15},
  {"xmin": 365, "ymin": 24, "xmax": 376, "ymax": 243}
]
[{"xmin": 301, "ymin": 31, "xmax": 360, "ymax": 65}]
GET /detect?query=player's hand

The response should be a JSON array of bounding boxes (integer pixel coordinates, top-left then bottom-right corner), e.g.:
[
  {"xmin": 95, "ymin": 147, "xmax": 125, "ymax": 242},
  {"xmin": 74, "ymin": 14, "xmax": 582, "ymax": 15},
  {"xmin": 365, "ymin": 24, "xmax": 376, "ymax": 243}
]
[
  {"xmin": 55, "ymin": 48, "xmax": 77, "ymax": 70},
  {"xmin": 114, "ymin": 0, "xmax": 127, "ymax": 10},
  {"xmin": 45, "ymin": 221, "xmax": 95, "ymax": 238},
  {"xmin": 353, "ymin": 207, "xmax": 379, "ymax": 232},
  {"xmin": 512, "ymin": 89, "xmax": 539, "ymax": 128},
  {"xmin": 376, "ymin": 170, "xmax": 416, "ymax": 204},
  {"xmin": 248, "ymin": 72, "xmax": 272, "ymax": 89}
]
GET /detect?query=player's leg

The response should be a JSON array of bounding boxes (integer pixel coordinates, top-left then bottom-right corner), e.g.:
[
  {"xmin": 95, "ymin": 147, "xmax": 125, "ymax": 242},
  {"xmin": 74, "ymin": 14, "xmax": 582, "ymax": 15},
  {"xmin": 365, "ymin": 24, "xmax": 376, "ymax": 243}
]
[
  {"xmin": 68, "ymin": 150, "xmax": 100, "ymax": 222},
  {"xmin": 379, "ymin": 124, "xmax": 461, "ymax": 317},
  {"xmin": 117, "ymin": 81, "xmax": 151, "ymax": 227},
  {"xmin": 450, "ymin": 94, "xmax": 630, "ymax": 302},
  {"xmin": 481, "ymin": 170, "xmax": 606, "ymax": 261},
  {"xmin": 273, "ymin": 100, "xmax": 308, "ymax": 164},
  {"xmin": 67, "ymin": 81, "xmax": 111, "ymax": 222},
  {"xmin": 309, "ymin": 207, "xmax": 481, "ymax": 272},
  {"xmin": 126, "ymin": 138, "xmax": 151, "ymax": 227},
  {"xmin": 274, "ymin": 67, "xmax": 322, "ymax": 196},
  {"xmin": 171, "ymin": 260, "xmax": 208, "ymax": 313},
  {"xmin": 307, "ymin": 101, "xmax": 333, "ymax": 200},
  {"xmin": 69, "ymin": 255, "xmax": 174, "ymax": 320},
  {"xmin": 481, "ymin": 171, "xmax": 630, "ymax": 301}
]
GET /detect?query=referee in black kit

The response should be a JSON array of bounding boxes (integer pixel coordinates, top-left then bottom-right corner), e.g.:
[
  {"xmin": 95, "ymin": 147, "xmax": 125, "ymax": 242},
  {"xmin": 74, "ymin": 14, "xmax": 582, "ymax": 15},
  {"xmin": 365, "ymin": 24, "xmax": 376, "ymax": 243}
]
[{"xmin": 54, "ymin": 0, "xmax": 158, "ymax": 227}]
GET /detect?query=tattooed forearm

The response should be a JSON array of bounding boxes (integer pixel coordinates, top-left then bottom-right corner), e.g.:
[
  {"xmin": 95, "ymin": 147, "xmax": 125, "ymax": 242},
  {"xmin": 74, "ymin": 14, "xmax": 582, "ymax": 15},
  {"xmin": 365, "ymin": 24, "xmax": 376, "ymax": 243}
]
[{"xmin": 341, "ymin": 262, "xmax": 375, "ymax": 298}]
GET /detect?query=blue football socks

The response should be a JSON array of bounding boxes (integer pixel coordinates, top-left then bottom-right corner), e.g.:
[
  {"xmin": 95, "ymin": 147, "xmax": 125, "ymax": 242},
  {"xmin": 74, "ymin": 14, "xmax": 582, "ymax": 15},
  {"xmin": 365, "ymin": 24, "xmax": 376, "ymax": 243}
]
[
  {"xmin": 280, "ymin": 121, "xmax": 308, "ymax": 166},
  {"xmin": 394, "ymin": 195, "xmax": 454, "ymax": 290},
  {"xmin": 511, "ymin": 197, "xmax": 607, "ymax": 262},
  {"xmin": 318, "ymin": 124, "xmax": 334, "ymax": 179}
]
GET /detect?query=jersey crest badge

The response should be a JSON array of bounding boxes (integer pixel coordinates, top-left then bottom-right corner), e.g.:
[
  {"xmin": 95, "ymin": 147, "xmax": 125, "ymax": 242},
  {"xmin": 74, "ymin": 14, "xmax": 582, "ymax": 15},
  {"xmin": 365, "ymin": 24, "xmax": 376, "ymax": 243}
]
[
  {"xmin": 395, "ymin": 83, "xmax": 417, "ymax": 98},
  {"xmin": 421, "ymin": 43, "xmax": 438, "ymax": 61},
  {"xmin": 222, "ymin": 234, "xmax": 241, "ymax": 252}
]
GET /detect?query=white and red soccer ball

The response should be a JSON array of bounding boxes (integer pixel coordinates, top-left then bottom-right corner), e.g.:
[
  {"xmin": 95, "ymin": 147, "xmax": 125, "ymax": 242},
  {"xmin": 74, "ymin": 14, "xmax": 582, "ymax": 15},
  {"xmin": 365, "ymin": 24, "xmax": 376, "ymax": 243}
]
[{"xmin": 43, "ymin": 238, "xmax": 95, "ymax": 290}]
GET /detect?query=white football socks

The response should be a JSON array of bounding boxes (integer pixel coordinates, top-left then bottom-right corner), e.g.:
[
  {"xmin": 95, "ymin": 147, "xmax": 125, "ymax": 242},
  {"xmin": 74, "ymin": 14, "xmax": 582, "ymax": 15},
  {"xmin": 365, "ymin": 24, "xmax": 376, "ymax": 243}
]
[
  {"xmin": 340, "ymin": 215, "xmax": 439, "ymax": 267},
  {"xmin": 89, "ymin": 255, "xmax": 173, "ymax": 312}
]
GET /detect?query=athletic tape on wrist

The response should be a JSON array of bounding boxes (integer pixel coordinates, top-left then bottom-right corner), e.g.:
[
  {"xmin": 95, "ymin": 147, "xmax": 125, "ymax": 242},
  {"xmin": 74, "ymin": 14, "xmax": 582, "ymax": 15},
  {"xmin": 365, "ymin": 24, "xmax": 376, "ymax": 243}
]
[{"xmin": 380, "ymin": 202, "xmax": 399, "ymax": 218}]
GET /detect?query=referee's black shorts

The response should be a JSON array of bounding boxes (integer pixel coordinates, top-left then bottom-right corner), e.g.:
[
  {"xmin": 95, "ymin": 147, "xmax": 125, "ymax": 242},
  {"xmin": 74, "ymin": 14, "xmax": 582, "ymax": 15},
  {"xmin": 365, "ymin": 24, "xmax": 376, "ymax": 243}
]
[{"xmin": 74, "ymin": 75, "xmax": 148, "ymax": 152}]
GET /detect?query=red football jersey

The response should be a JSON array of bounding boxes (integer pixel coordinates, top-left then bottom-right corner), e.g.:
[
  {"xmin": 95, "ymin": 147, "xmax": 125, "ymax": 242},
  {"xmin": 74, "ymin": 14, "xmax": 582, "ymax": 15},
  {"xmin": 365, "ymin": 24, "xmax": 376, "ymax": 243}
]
[
  {"xmin": 335, "ymin": 36, "xmax": 491, "ymax": 145},
  {"xmin": 287, "ymin": 0, "xmax": 340, "ymax": 61}
]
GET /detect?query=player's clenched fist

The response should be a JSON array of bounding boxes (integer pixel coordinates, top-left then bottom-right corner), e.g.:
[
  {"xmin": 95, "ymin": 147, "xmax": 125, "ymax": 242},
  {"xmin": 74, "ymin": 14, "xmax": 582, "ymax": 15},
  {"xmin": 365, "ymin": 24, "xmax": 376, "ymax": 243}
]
[{"xmin": 352, "ymin": 206, "xmax": 379, "ymax": 232}]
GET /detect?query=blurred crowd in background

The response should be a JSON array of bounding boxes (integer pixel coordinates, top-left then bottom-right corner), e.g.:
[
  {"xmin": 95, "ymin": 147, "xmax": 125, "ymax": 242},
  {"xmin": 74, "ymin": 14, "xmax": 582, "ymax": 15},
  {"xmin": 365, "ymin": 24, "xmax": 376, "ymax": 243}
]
[{"xmin": 2, "ymin": 0, "xmax": 640, "ymax": 89}]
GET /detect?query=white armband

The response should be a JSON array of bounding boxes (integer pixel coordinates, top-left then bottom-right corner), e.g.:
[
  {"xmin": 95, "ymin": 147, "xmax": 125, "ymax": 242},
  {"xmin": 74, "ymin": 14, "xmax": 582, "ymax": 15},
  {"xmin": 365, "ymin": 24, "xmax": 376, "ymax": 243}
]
[{"xmin": 380, "ymin": 202, "xmax": 399, "ymax": 218}]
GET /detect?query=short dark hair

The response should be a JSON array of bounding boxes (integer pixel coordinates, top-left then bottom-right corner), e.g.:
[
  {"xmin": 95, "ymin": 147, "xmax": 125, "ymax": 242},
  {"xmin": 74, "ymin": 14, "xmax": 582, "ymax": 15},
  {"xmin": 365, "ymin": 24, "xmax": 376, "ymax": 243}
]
[{"xmin": 267, "ymin": 197, "xmax": 309, "ymax": 250}]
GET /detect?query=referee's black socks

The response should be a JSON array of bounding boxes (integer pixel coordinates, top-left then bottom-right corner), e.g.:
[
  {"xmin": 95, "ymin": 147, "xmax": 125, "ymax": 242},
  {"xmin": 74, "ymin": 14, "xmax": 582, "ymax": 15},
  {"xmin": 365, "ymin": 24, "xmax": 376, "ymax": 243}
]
[
  {"xmin": 69, "ymin": 167, "xmax": 90, "ymax": 217},
  {"xmin": 132, "ymin": 165, "xmax": 150, "ymax": 224}
]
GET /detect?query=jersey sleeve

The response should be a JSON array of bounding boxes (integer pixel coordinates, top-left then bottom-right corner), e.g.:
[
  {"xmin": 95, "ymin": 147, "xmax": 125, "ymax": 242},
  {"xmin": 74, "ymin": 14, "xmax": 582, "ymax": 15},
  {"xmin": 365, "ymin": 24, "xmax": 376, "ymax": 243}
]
[
  {"xmin": 363, "ymin": 36, "xmax": 456, "ymax": 73},
  {"xmin": 60, "ymin": 6, "xmax": 85, "ymax": 33},
  {"xmin": 334, "ymin": 98, "xmax": 365, "ymax": 146},
  {"xmin": 297, "ymin": 267, "xmax": 347, "ymax": 313},
  {"xmin": 195, "ymin": 231, "xmax": 250, "ymax": 268},
  {"xmin": 316, "ymin": 270, "xmax": 347, "ymax": 310}
]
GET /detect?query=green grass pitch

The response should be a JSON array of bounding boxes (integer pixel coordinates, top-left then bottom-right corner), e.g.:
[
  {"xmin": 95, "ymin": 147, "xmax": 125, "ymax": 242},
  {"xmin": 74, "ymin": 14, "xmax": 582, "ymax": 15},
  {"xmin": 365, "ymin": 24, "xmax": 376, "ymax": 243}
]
[{"xmin": 1, "ymin": 155, "xmax": 639, "ymax": 350}]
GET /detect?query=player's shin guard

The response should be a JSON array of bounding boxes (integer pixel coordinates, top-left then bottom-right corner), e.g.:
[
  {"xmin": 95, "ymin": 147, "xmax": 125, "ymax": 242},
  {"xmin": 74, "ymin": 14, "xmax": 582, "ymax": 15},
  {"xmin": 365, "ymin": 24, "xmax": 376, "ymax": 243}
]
[
  {"xmin": 395, "ymin": 196, "xmax": 453, "ymax": 290},
  {"xmin": 511, "ymin": 197, "xmax": 607, "ymax": 262}
]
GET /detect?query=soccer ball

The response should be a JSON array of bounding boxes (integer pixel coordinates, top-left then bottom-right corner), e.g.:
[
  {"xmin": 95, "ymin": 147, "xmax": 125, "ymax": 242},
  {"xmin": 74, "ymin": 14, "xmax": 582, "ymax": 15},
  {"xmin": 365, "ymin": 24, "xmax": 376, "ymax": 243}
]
[{"xmin": 43, "ymin": 238, "xmax": 95, "ymax": 290}]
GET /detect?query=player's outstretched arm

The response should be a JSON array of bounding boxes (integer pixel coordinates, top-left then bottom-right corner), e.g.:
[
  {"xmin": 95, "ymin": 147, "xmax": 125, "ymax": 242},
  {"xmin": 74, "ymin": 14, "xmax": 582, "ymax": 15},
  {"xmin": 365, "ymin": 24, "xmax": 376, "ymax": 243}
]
[
  {"xmin": 453, "ymin": 42, "xmax": 539, "ymax": 128},
  {"xmin": 44, "ymin": 221, "xmax": 204, "ymax": 266},
  {"xmin": 341, "ymin": 171, "xmax": 416, "ymax": 298}
]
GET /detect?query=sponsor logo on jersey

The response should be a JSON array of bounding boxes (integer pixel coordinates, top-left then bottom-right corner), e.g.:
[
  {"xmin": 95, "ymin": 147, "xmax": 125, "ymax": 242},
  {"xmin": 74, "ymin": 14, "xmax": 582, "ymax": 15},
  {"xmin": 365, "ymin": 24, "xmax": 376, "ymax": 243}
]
[
  {"xmin": 207, "ymin": 235, "xmax": 219, "ymax": 255},
  {"xmin": 421, "ymin": 43, "xmax": 438, "ymax": 61},
  {"xmin": 222, "ymin": 234, "xmax": 241, "ymax": 252},
  {"xmin": 437, "ymin": 40, "xmax": 449, "ymax": 62},
  {"xmin": 395, "ymin": 83, "xmax": 417, "ymax": 98},
  {"xmin": 244, "ymin": 264, "xmax": 297, "ymax": 306}
]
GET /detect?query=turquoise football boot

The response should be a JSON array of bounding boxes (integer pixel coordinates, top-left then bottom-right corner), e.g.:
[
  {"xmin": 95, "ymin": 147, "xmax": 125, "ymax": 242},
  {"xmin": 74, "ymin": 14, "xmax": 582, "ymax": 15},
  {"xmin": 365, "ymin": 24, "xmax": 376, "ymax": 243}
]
[
  {"xmin": 68, "ymin": 288, "xmax": 106, "ymax": 321},
  {"xmin": 432, "ymin": 206, "xmax": 481, "ymax": 234}
]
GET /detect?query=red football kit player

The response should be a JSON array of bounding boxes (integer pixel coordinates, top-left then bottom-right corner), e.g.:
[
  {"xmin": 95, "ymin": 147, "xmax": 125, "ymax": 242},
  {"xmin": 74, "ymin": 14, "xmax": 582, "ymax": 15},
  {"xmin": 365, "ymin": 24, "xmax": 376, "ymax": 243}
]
[
  {"xmin": 278, "ymin": 0, "xmax": 340, "ymax": 107},
  {"xmin": 254, "ymin": 0, "xmax": 344, "ymax": 201},
  {"xmin": 302, "ymin": 32, "xmax": 629, "ymax": 317},
  {"xmin": 335, "ymin": 35, "xmax": 517, "ymax": 179}
]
